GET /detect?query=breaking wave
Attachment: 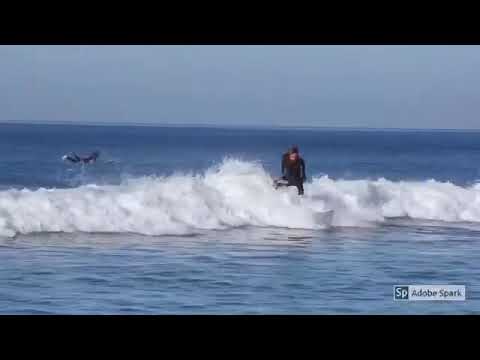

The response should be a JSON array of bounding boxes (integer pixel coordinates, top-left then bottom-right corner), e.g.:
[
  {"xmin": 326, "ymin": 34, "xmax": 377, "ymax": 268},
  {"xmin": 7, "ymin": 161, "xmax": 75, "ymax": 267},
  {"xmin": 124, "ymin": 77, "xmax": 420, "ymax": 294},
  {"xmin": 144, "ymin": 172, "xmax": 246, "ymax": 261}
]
[{"xmin": 1, "ymin": 159, "xmax": 480, "ymax": 237}]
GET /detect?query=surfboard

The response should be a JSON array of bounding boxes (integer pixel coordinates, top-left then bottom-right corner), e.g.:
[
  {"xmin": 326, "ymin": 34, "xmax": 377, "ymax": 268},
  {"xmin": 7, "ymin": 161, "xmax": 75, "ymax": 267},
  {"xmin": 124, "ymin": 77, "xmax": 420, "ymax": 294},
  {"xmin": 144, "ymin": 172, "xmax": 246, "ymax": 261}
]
[{"xmin": 273, "ymin": 178, "xmax": 289, "ymax": 189}]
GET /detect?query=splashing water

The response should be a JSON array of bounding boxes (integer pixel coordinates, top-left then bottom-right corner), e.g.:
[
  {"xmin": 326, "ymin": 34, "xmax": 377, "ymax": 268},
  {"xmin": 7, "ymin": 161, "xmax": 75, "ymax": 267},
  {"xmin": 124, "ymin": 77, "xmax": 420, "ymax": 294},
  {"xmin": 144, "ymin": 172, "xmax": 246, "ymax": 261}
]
[{"xmin": 1, "ymin": 159, "xmax": 480, "ymax": 237}]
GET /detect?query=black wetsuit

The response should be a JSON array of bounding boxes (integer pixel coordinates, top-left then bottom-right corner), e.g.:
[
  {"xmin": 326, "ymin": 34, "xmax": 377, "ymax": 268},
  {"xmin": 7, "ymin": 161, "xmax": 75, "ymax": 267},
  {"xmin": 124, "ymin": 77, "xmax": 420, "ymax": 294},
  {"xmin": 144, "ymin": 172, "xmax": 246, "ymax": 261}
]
[
  {"xmin": 282, "ymin": 157, "xmax": 306, "ymax": 195},
  {"xmin": 64, "ymin": 152, "xmax": 99, "ymax": 164},
  {"xmin": 281, "ymin": 152, "xmax": 290, "ymax": 178}
]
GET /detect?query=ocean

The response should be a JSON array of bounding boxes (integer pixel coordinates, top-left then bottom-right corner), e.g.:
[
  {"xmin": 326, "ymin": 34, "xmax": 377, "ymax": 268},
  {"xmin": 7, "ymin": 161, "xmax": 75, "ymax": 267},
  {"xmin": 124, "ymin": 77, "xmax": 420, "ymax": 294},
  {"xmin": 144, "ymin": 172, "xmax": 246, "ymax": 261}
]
[{"xmin": 0, "ymin": 123, "xmax": 479, "ymax": 314}]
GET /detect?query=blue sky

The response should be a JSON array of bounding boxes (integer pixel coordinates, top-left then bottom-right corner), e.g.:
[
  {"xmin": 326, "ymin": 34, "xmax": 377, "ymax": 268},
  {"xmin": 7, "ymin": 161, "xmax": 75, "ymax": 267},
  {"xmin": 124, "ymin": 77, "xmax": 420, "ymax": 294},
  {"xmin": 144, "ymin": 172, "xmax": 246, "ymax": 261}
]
[{"xmin": 1, "ymin": 45, "xmax": 479, "ymax": 129}]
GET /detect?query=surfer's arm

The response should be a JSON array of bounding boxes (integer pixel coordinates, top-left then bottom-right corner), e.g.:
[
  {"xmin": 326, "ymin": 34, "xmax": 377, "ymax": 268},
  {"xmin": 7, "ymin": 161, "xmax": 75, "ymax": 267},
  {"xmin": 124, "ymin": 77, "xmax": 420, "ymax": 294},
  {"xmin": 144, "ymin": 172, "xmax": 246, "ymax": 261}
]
[
  {"xmin": 81, "ymin": 151, "xmax": 99, "ymax": 163},
  {"xmin": 281, "ymin": 155, "xmax": 287, "ymax": 177},
  {"xmin": 63, "ymin": 153, "xmax": 81, "ymax": 163},
  {"xmin": 300, "ymin": 158, "xmax": 306, "ymax": 181}
]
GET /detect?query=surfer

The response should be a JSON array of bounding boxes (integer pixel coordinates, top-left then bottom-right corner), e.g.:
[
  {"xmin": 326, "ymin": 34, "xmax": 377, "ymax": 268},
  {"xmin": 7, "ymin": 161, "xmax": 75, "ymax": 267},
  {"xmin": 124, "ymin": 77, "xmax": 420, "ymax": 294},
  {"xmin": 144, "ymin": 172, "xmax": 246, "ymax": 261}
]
[
  {"xmin": 277, "ymin": 145, "xmax": 306, "ymax": 195},
  {"xmin": 62, "ymin": 151, "xmax": 100, "ymax": 164},
  {"xmin": 281, "ymin": 147, "xmax": 293, "ymax": 178}
]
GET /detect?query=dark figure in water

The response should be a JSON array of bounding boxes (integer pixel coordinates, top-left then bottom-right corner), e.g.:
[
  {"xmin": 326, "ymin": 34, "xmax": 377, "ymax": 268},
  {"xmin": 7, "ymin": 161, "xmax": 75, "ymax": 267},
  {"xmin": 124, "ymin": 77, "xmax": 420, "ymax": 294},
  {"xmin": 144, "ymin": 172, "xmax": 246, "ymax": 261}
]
[
  {"xmin": 63, "ymin": 151, "xmax": 100, "ymax": 164},
  {"xmin": 281, "ymin": 148, "xmax": 293, "ymax": 178},
  {"xmin": 278, "ymin": 145, "xmax": 306, "ymax": 195}
]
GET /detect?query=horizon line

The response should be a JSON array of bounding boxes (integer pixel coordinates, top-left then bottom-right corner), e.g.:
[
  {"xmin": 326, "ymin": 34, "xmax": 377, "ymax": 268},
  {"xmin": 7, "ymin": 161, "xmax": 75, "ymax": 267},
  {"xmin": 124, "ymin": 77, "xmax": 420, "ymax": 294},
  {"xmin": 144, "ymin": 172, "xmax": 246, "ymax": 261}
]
[{"xmin": 0, "ymin": 119, "xmax": 479, "ymax": 132}]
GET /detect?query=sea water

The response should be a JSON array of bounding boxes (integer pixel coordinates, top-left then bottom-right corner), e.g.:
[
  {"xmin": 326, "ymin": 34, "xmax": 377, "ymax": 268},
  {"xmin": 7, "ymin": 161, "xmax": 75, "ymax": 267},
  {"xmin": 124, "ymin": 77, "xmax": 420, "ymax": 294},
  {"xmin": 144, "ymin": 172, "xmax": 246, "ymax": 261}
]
[{"xmin": 0, "ymin": 123, "xmax": 479, "ymax": 314}]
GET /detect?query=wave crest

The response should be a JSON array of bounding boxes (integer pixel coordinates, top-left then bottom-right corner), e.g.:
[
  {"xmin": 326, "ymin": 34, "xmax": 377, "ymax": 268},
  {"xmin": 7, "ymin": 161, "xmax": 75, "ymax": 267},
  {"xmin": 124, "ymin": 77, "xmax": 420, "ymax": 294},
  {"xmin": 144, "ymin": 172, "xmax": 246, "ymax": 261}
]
[{"xmin": 1, "ymin": 159, "xmax": 480, "ymax": 237}]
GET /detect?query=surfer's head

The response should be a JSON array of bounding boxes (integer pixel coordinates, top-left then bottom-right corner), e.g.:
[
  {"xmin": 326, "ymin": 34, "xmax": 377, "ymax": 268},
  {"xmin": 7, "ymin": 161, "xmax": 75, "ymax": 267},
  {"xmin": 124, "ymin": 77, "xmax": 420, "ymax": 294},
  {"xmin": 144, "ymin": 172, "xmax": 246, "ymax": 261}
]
[
  {"xmin": 291, "ymin": 145, "xmax": 299, "ymax": 154},
  {"xmin": 289, "ymin": 152, "xmax": 298, "ymax": 161}
]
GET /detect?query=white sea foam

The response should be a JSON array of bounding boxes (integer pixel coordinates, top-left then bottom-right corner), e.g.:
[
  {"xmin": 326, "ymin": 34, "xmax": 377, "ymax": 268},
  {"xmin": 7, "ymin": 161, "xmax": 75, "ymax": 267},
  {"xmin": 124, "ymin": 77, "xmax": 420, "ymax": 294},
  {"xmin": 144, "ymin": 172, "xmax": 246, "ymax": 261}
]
[{"xmin": 1, "ymin": 159, "xmax": 480, "ymax": 237}]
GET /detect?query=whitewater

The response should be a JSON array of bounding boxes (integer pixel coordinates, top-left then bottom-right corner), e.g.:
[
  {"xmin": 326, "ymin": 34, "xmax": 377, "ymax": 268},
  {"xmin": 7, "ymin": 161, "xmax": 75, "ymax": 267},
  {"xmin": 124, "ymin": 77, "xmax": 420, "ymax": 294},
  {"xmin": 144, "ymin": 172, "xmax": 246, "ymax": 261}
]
[
  {"xmin": 2, "ymin": 124, "xmax": 480, "ymax": 314},
  {"xmin": 1, "ymin": 158, "xmax": 480, "ymax": 238}
]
